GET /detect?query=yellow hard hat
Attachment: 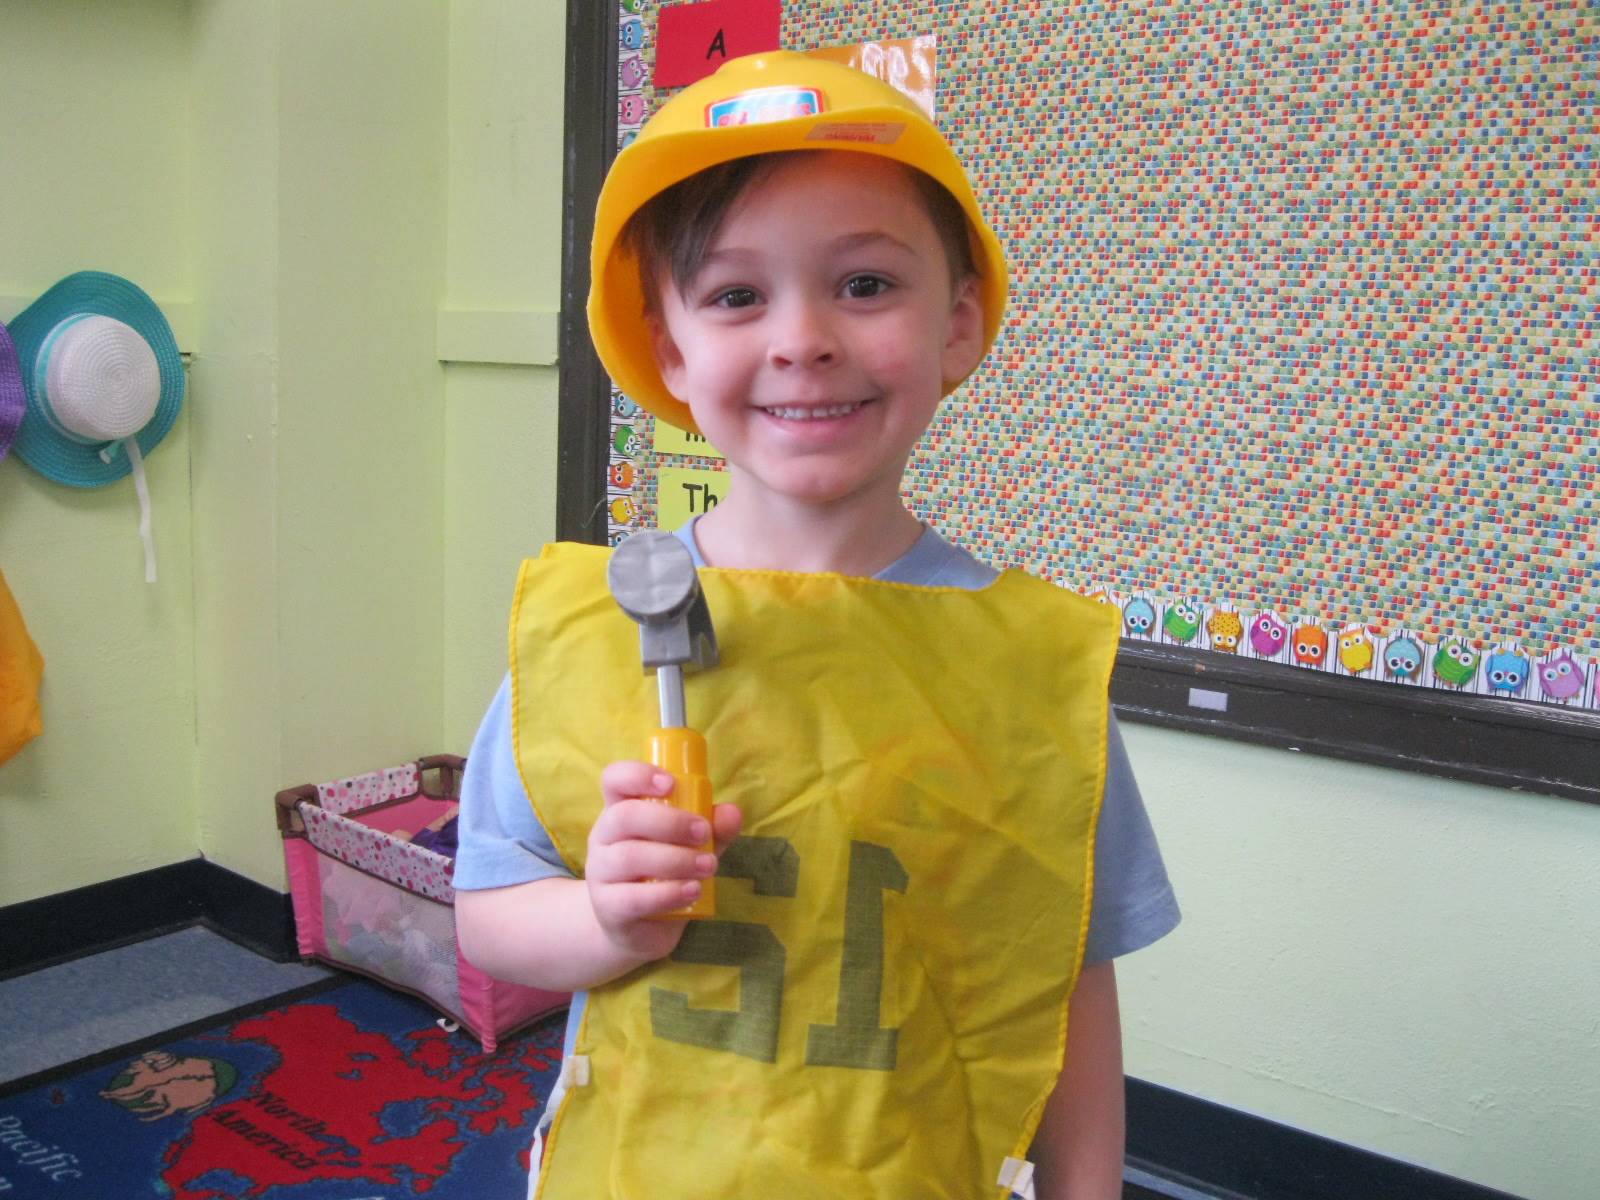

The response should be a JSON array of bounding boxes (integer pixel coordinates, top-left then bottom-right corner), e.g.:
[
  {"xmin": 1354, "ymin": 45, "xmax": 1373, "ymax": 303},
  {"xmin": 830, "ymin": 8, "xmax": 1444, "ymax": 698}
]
[{"xmin": 588, "ymin": 50, "xmax": 1008, "ymax": 434}]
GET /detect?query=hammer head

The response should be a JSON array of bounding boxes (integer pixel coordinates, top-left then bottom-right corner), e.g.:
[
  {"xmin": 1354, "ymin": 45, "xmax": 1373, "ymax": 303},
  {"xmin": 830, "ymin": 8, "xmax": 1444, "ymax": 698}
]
[{"xmin": 607, "ymin": 530, "xmax": 719, "ymax": 672}]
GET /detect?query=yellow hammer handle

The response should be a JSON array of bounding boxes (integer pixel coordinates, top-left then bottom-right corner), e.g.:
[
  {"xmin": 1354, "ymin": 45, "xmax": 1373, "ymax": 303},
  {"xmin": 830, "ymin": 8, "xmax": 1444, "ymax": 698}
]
[{"xmin": 645, "ymin": 726, "xmax": 715, "ymax": 919}]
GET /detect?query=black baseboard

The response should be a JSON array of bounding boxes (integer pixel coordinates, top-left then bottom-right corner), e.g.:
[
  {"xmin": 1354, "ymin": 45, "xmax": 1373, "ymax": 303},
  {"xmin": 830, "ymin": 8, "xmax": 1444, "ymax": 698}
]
[
  {"xmin": 1127, "ymin": 1078, "xmax": 1527, "ymax": 1200},
  {"xmin": 0, "ymin": 857, "xmax": 297, "ymax": 980},
  {"xmin": 0, "ymin": 866, "xmax": 1529, "ymax": 1200}
]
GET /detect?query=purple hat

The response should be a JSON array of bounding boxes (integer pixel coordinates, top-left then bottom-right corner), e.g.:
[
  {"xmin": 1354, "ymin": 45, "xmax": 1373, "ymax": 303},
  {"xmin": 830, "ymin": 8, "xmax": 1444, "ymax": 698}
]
[{"xmin": 0, "ymin": 320, "xmax": 23, "ymax": 464}]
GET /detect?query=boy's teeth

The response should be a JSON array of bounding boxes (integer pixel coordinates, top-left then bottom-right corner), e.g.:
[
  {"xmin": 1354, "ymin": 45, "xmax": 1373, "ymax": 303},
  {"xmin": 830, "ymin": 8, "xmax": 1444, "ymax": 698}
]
[{"xmin": 766, "ymin": 402, "xmax": 860, "ymax": 420}]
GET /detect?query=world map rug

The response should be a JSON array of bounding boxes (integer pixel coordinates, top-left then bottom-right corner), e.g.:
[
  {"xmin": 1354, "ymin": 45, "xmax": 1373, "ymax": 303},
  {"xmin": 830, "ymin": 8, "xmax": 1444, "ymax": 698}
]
[{"xmin": 0, "ymin": 976, "xmax": 567, "ymax": 1199}]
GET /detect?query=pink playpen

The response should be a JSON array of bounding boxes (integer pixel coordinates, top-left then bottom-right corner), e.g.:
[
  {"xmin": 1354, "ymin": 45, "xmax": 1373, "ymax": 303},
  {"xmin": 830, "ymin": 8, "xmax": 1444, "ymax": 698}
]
[{"xmin": 275, "ymin": 754, "xmax": 567, "ymax": 1053}]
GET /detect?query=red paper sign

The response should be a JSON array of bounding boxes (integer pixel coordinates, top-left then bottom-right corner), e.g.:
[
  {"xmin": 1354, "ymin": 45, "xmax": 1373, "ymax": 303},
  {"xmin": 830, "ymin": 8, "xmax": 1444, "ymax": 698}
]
[{"xmin": 653, "ymin": 0, "xmax": 782, "ymax": 90}]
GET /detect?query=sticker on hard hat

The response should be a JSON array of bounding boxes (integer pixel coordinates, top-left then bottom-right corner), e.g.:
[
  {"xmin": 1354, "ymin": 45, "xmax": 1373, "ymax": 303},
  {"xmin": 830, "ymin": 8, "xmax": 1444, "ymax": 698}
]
[
  {"xmin": 804, "ymin": 122, "xmax": 906, "ymax": 145},
  {"xmin": 705, "ymin": 86, "xmax": 824, "ymax": 127}
]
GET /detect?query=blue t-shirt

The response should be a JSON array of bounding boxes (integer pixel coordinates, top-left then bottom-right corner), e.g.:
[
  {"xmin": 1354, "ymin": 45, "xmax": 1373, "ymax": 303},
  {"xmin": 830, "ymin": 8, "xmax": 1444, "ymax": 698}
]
[{"xmin": 455, "ymin": 524, "xmax": 1180, "ymax": 1051}]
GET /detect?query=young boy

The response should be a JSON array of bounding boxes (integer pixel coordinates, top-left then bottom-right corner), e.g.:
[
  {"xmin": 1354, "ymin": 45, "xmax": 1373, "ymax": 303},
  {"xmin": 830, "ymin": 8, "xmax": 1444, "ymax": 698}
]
[{"xmin": 455, "ymin": 51, "xmax": 1179, "ymax": 1200}]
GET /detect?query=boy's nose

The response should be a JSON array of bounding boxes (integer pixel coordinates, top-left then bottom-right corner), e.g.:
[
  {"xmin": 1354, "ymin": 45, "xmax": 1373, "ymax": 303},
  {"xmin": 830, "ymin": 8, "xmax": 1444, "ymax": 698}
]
[{"xmin": 767, "ymin": 299, "xmax": 838, "ymax": 369}]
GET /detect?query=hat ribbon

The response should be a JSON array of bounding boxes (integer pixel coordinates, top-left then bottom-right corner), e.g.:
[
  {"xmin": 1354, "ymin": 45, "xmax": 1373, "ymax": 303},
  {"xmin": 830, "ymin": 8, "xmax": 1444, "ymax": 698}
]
[{"xmin": 34, "ymin": 315, "xmax": 161, "ymax": 583}]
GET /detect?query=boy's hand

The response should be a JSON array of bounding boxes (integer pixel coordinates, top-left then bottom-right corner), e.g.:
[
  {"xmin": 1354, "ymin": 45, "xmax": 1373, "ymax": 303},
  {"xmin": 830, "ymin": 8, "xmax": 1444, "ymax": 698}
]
[{"xmin": 586, "ymin": 760, "xmax": 742, "ymax": 961}]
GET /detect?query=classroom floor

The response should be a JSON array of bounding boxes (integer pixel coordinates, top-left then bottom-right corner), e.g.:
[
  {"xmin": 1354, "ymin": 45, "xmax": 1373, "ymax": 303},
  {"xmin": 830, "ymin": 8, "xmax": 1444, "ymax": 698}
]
[
  {"xmin": 0, "ymin": 925, "xmax": 329, "ymax": 1086},
  {"xmin": 0, "ymin": 926, "xmax": 1188, "ymax": 1199}
]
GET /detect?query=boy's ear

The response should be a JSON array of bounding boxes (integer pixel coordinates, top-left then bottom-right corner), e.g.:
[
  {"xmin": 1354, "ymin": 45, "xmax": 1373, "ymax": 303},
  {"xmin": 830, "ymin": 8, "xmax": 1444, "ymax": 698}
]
[
  {"xmin": 649, "ymin": 316, "xmax": 689, "ymax": 401},
  {"xmin": 941, "ymin": 276, "xmax": 986, "ymax": 388}
]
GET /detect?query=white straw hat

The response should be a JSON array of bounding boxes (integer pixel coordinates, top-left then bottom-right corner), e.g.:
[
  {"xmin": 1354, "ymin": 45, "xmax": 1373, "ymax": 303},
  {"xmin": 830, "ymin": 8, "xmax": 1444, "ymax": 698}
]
[{"xmin": 9, "ymin": 273, "xmax": 185, "ymax": 582}]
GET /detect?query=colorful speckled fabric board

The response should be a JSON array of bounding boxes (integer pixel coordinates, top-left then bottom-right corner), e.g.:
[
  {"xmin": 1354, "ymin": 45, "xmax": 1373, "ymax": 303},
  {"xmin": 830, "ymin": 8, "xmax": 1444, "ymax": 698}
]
[{"xmin": 606, "ymin": 1, "xmax": 1597, "ymax": 711}]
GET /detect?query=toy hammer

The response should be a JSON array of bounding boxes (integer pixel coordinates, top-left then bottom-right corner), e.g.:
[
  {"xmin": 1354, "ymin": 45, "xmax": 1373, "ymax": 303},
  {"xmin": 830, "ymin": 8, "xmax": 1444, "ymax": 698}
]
[{"xmin": 607, "ymin": 531, "xmax": 719, "ymax": 919}]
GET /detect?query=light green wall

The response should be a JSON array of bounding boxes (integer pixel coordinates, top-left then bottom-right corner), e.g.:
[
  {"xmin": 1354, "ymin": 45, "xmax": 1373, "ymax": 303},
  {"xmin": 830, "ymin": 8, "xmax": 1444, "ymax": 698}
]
[
  {"xmin": 1122, "ymin": 726, "xmax": 1600, "ymax": 1199},
  {"xmin": 270, "ymin": 0, "xmax": 449, "ymax": 831},
  {"xmin": 1, "ymin": 4, "xmax": 1595, "ymax": 1199},
  {"xmin": 188, "ymin": 0, "xmax": 458, "ymax": 884},
  {"xmin": 0, "ymin": 0, "xmax": 199, "ymax": 898},
  {"xmin": 443, "ymin": 363, "xmax": 561, "ymax": 750},
  {"xmin": 442, "ymin": 0, "xmax": 566, "ymax": 752},
  {"xmin": 1, "ymin": 0, "xmax": 559, "ymax": 893},
  {"xmin": 188, "ymin": 0, "xmax": 286, "ymax": 884}
]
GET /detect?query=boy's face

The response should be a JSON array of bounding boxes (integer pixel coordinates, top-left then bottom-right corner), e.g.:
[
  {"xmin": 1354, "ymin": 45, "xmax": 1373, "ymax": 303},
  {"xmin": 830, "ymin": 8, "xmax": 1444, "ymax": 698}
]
[{"xmin": 649, "ymin": 153, "xmax": 984, "ymax": 516}]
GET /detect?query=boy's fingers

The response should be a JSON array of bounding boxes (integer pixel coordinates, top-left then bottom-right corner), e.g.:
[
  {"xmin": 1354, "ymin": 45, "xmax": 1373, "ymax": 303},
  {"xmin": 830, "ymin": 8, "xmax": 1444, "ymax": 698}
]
[
  {"xmin": 599, "ymin": 760, "xmax": 673, "ymax": 806},
  {"xmin": 593, "ymin": 798, "xmax": 712, "ymax": 847},
  {"xmin": 588, "ymin": 839, "xmax": 716, "ymax": 885},
  {"xmin": 594, "ymin": 878, "xmax": 704, "ymax": 925},
  {"xmin": 711, "ymin": 803, "xmax": 743, "ymax": 854}
]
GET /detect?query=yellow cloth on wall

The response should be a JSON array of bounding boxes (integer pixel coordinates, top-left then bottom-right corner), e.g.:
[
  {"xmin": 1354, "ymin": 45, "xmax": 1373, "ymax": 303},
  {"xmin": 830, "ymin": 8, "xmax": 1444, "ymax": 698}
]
[
  {"xmin": 510, "ymin": 543, "xmax": 1120, "ymax": 1199},
  {"xmin": 0, "ymin": 569, "xmax": 44, "ymax": 766}
]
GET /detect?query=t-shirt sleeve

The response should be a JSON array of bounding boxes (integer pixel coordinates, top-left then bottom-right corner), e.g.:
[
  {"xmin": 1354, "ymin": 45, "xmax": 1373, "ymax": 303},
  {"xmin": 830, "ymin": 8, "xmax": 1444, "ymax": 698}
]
[
  {"xmin": 452, "ymin": 674, "xmax": 576, "ymax": 891},
  {"xmin": 1083, "ymin": 713, "xmax": 1181, "ymax": 963}
]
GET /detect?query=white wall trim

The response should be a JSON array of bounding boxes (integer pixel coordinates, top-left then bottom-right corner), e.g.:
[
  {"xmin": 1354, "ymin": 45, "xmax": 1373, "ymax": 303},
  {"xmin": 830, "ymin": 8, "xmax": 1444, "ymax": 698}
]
[{"xmin": 436, "ymin": 308, "xmax": 559, "ymax": 366}]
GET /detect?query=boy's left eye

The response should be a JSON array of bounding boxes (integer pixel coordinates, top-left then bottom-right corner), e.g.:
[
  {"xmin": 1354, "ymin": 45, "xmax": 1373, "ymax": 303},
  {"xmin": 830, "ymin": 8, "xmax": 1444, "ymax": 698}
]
[{"xmin": 843, "ymin": 275, "xmax": 890, "ymax": 299}]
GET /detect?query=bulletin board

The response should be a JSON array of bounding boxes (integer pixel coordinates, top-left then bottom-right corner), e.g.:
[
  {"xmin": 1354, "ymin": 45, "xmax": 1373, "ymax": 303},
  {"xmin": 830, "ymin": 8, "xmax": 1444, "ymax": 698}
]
[{"xmin": 555, "ymin": 0, "xmax": 1598, "ymax": 801}]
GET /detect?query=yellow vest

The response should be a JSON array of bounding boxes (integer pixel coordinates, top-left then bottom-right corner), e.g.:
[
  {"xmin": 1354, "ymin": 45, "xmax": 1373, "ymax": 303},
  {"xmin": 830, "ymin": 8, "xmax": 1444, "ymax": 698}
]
[{"xmin": 511, "ymin": 544, "xmax": 1118, "ymax": 1199}]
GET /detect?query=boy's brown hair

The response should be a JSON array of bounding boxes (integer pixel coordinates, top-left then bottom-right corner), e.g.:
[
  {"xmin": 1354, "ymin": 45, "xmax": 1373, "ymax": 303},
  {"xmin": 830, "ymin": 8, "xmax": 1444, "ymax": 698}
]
[{"xmin": 622, "ymin": 151, "xmax": 979, "ymax": 314}]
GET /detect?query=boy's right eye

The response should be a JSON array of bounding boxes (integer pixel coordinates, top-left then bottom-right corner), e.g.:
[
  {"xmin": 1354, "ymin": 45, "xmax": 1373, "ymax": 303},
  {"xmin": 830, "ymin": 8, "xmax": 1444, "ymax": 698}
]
[{"xmin": 710, "ymin": 287, "xmax": 760, "ymax": 309}]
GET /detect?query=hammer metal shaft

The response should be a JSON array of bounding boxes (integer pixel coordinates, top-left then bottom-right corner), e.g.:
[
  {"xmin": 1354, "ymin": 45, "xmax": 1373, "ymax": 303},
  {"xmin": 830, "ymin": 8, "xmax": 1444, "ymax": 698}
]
[{"xmin": 657, "ymin": 663, "xmax": 686, "ymax": 729}]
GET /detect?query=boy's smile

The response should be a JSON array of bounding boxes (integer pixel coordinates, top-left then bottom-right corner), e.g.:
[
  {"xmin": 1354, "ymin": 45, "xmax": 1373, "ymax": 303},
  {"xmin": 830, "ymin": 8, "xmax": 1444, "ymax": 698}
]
[{"xmin": 650, "ymin": 153, "xmax": 984, "ymax": 535}]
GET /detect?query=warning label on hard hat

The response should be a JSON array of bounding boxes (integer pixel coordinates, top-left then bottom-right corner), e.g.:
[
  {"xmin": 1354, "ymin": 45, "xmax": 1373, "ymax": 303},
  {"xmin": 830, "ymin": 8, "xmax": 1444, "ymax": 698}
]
[{"xmin": 805, "ymin": 122, "xmax": 906, "ymax": 145}]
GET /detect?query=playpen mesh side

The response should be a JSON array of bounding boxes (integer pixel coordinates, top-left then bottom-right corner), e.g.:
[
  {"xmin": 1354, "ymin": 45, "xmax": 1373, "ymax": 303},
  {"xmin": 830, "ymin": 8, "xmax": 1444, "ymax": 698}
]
[{"xmin": 316, "ymin": 854, "xmax": 464, "ymax": 1022}]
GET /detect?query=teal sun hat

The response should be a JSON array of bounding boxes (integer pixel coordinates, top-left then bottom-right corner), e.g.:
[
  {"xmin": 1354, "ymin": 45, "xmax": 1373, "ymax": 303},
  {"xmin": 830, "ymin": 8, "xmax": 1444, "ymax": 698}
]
[{"xmin": 8, "ymin": 272, "xmax": 185, "ymax": 582}]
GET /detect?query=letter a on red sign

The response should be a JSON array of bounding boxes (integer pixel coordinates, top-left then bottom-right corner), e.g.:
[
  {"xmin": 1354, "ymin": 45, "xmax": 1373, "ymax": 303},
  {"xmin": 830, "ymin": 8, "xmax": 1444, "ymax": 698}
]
[{"xmin": 653, "ymin": 0, "xmax": 782, "ymax": 90}]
